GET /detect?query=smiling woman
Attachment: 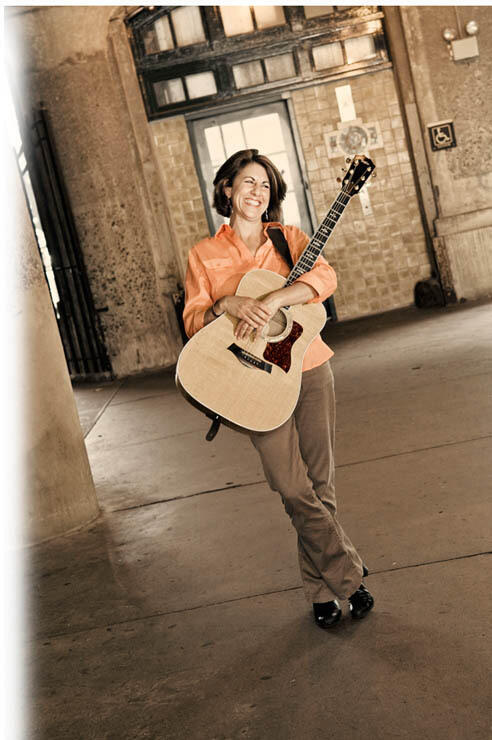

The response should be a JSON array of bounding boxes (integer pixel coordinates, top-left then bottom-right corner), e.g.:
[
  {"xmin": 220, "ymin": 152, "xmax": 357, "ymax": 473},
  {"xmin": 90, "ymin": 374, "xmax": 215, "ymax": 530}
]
[{"xmin": 180, "ymin": 147, "xmax": 375, "ymax": 630}]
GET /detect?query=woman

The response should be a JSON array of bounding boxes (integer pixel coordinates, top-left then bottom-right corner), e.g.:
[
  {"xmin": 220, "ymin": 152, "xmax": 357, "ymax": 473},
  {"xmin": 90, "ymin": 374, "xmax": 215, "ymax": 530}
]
[{"xmin": 182, "ymin": 149, "xmax": 374, "ymax": 628}]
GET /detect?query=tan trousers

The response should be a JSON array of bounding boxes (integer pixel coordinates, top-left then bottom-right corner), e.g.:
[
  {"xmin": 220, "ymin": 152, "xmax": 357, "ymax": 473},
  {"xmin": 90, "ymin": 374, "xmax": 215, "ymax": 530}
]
[{"xmin": 250, "ymin": 361, "xmax": 364, "ymax": 604}]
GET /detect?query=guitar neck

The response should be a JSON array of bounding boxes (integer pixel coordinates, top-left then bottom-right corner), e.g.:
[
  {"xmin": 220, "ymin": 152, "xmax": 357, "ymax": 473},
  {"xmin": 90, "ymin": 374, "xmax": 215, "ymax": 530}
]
[{"xmin": 285, "ymin": 190, "xmax": 351, "ymax": 286}]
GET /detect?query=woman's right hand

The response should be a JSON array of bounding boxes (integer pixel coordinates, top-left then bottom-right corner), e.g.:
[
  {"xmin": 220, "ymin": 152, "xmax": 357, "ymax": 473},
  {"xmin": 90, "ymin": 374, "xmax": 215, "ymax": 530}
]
[{"xmin": 219, "ymin": 295, "xmax": 273, "ymax": 332}]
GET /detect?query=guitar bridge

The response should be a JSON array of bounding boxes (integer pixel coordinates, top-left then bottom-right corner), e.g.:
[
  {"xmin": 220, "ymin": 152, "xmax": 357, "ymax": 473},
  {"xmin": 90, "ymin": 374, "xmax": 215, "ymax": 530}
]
[{"xmin": 227, "ymin": 344, "xmax": 272, "ymax": 373}]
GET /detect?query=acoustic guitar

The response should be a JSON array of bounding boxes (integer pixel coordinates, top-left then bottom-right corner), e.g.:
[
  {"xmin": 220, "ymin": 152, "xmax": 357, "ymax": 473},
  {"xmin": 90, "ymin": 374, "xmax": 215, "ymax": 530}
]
[{"xmin": 176, "ymin": 154, "xmax": 375, "ymax": 434}]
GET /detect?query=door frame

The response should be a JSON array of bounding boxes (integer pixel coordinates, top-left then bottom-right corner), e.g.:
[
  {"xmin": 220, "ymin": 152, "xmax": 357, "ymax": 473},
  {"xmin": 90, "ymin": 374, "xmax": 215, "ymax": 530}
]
[
  {"xmin": 186, "ymin": 93, "xmax": 338, "ymax": 321},
  {"xmin": 186, "ymin": 92, "xmax": 318, "ymax": 236}
]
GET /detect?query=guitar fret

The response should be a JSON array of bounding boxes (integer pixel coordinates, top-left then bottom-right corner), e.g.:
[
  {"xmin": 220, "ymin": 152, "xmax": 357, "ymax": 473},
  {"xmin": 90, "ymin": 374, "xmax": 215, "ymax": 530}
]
[{"xmin": 285, "ymin": 192, "xmax": 351, "ymax": 284}]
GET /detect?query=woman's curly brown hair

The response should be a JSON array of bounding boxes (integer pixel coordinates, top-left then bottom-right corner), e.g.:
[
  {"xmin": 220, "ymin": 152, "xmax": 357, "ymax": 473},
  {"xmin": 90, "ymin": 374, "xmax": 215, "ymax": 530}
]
[{"xmin": 212, "ymin": 149, "xmax": 287, "ymax": 223}]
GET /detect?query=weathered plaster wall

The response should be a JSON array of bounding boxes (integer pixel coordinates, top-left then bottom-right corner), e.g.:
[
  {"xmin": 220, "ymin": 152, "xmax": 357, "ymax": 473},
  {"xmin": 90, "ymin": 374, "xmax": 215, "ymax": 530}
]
[
  {"xmin": 8, "ymin": 6, "xmax": 183, "ymax": 376},
  {"xmin": 402, "ymin": 6, "xmax": 492, "ymax": 300},
  {"xmin": 12, "ymin": 147, "xmax": 100, "ymax": 544}
]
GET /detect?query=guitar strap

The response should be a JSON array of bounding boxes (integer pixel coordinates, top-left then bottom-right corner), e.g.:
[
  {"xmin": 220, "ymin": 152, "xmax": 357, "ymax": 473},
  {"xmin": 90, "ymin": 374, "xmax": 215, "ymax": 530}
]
[
  {"xmin": 205, "ymin": 227, "xmax": 293, "ymax": 442},
  {"xmin": 267, "ymin": 227, "xmax": 294, "ymax": 270}
]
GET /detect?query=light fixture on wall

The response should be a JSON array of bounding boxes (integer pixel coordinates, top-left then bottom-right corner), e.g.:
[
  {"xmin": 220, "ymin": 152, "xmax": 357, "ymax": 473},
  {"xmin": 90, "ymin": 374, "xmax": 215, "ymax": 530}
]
[{"xmin": 442, "ymin": 9, "xmax": 479, "ymax": 61}]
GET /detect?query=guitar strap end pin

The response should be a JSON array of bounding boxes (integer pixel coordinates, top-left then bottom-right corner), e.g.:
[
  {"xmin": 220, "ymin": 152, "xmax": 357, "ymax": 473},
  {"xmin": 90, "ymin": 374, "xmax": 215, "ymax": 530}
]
[{"xmin": 205, "ymin": 414, "xmax": 222, "ymax": 441}]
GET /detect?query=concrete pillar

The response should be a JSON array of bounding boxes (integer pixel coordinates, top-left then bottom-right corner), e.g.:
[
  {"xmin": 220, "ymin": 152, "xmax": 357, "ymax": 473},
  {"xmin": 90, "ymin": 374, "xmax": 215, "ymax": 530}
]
[
  {"xmin": 383, "ymin": 6, "xmax": 457, "ymax": 304},
  {"xmin": 14, "ymin": 151, "xmax": 100, "ymax": 544},
  {"xmin": 7, "ymin": 6, "xmax": 183, "ymax": 378}
]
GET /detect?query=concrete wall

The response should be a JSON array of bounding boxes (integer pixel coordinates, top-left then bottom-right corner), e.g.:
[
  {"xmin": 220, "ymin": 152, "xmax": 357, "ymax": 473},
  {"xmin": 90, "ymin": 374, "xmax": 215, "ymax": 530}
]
[
  {"xmin": 7, "ymin": 6, "xmax": 183, "ymax": 377},
  {"xmin": 13, "ymin": 150, "xmax": 100, "ymax": 544},
  {"xmin": 401, "ymin": 6, "xmax": 492, "ymax": 300}
]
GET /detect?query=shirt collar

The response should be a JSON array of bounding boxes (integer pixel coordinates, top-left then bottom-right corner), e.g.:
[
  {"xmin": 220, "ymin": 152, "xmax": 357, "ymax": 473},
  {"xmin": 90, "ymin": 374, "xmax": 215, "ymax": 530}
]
[{"xmin": 215, "ymin": 221, "xmax": 283, "ymax": 239}]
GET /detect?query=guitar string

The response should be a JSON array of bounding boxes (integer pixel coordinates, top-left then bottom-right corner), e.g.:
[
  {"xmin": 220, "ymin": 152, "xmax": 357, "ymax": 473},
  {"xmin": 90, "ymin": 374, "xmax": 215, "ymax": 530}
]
[{"xmin": 285, "ymin": 191, "xmax": 351, "ymax": 286}]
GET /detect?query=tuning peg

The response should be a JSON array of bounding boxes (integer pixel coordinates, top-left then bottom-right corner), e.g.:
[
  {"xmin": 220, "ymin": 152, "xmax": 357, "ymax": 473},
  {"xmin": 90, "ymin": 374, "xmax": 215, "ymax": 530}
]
[
  {"xmin": 345, "ymin": 157, "xmax": 351, "ymax": 164},
  {"xmin": 372, "ymin": 171, "xmax": 377, "ymax": 178},
  {"xmin": 336, "ymin": 177, "xmax": 342, "ymax": 183}
]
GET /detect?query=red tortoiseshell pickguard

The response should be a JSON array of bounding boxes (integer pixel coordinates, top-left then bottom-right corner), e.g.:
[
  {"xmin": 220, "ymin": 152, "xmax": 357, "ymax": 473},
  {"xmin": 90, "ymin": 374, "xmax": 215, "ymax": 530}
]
[{"xmin": 262, "ymin": 321, "xmax": 303, "ymax": 373}]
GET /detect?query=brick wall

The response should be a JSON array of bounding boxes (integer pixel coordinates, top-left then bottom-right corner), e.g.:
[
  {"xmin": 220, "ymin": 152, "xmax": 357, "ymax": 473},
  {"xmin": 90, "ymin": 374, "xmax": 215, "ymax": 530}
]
[
  {"xmin": 292, "ymin": 68, "xmax": 432, "ymax": 320},
  {"xmin": 150, "ymin": 68, "xmax": 432, "ymax": 321},
  {"xmin": 151, "ymin": 117, "xmax": 209, "ymax": 282}
]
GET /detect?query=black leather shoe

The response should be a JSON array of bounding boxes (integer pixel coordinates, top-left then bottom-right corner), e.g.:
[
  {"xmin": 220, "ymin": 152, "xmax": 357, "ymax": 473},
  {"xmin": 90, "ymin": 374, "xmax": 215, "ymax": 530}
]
[
  {"xmin": 348, "ymin": 583, "xmax": 374, "ymax": 620},
  {"xmin": 313, "ymin": 600, "xmax": 342, "ymax": 629},
  {"xmin": 362, "ymin": 564, "xmax": 369, "ymax": 578}
]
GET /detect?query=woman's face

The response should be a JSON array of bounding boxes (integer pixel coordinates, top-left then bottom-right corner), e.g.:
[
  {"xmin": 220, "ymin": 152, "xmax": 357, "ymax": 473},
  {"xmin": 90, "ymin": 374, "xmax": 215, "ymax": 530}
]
[{"xmin": 224, "ymin": 162, "xmax": 271, "ymax": 224}]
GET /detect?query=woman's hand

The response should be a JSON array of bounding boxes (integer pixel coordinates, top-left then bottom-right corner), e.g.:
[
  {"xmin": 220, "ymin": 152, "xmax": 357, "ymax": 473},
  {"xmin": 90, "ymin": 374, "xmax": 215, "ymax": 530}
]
[
  {"xmin": 219, "ymin": 295, "xmax": 276, "ymax": 339},
  {"xmin": 212, "ymin": 283, "xmax": 316, "ymax": 339}
]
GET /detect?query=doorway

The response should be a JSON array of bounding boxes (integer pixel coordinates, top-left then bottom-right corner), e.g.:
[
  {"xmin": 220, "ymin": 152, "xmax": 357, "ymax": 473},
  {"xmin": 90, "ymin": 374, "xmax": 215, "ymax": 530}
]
[
  {"xmin": 189, "ymin": 100, "xmax": 337, "ymax": 320},
  {"xmin": 19, "ymin": 107, "xmax": 113, "ymax": 380},
  {"xmin": 189, "ymin": 101, "xmax": 313, "ymax": 236}
]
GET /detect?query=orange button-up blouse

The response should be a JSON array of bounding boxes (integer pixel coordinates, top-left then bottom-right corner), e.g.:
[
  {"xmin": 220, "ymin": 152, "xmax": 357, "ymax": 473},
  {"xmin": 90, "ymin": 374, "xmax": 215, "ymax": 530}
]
[{"xmin": 182, "ymin": 222, "xmax": 337, "ymax": 371}]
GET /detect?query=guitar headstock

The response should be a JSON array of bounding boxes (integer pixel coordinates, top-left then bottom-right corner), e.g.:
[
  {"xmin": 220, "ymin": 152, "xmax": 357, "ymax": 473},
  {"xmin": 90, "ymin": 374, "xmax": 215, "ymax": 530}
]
[{"xmin": 341, "ymin": 155, "xmax": 376, "ymax": 197}]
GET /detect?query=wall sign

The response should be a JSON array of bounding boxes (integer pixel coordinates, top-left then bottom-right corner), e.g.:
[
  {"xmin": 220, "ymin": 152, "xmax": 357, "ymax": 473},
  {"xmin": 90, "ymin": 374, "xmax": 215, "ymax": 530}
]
[
  {"xmin": 324, "ymin": 118, "xmax": 383, "ymax": 159},
  {"xmin": 428, "ymin": 120, "xmax": 456, "ymax": 151}
]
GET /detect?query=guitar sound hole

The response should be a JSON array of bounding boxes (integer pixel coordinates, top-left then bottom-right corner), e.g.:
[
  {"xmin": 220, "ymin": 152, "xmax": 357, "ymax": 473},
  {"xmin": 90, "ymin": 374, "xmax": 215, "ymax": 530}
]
[{"xmin": 263, "ymin": 310, "xmax": 288, "ymax": 340}]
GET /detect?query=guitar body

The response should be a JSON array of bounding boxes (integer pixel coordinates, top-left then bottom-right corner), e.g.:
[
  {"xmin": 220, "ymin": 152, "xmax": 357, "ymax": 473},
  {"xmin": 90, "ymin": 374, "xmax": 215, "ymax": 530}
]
[{"xmin": 176, "ymin": 269, "xmax": 327, "ymax": 433}]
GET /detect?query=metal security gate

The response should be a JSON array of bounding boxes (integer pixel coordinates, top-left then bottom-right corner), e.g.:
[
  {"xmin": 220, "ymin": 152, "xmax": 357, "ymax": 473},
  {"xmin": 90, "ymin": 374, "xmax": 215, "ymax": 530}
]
[{"xmin": 21, "ymin": 107, "xmax": 112, "ymax": 380}]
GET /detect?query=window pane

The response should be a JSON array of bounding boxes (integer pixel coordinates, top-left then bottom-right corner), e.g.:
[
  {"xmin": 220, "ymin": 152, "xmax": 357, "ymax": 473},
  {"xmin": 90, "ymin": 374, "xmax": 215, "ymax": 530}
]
[
  {"xmin": 304, "ymin": 6, "xmax": 334, "ymax": 19},
  {"xmin": 264, "ymin": 53, "xmax": 296, "ymax": 82},
  {"xmin": 220, "ymin": 6, "xmax": 254, "ymax": 36},
  {"xmin": 153, "ymin": 78, "xmax": 185, "ymax": 107},
  {"xmin": 282, "ymin": 191, "xmax": 301, "ymax": 228},
  {"xmin": 171, "ymin": 6, "xmax": 206, "ymax": 47},
  {"xmin": 253, "ymin": 6, "xmax": 286, "ymax": 30},
  {"xmin": 154, "ymin": 16, "xmax": 174, "ymax": 52},
  {"xmin": 344, "ymin": 35, "xmax": 377, "ymax": 64},
  {"xmin": 185, "ymin": 71, "xmax": 217, "ymax": 99},
  {"xmin": 143, "ymin": 28, "xmax": 159, "ymax": 55},
  {"xmin": 204, "ymin": 126, "xmax": 226, "ymax": 168},
  {"xmin": 243, "ymin": 113, "xmax": 285, "ymax": 155},
  {"xmin": 221, "ymin": 121, "xmax": 246, "ymax": 158},
  {"xmin": 232, "ymin": 60, "xmax": 264, "ymax": 89},
  {"xmin": 312, "ymin": 42, "xmax": 344, "ymax": 70}
]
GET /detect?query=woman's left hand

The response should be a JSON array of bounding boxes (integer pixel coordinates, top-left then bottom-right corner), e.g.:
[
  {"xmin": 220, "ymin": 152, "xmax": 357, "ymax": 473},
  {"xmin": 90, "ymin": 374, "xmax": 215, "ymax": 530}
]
[
  {"xmin": 233, "ymin": 282, "xmax": 318, "ymax": 340},
  {"xmin": 235, "ymin": 293, "xmax": 282, "ymax": 340}
]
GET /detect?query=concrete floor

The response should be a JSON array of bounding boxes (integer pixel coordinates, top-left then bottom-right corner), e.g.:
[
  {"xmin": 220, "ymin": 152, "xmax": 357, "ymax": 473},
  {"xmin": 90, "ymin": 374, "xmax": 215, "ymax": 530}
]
[{"xmin": 30, "ymin": 300, "xmax": 492, "ymax": 739}]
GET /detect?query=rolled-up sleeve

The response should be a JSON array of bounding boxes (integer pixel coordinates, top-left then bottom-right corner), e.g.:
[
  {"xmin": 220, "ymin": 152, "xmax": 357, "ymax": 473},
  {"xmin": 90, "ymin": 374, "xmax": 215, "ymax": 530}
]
[
  {"xmin": 285, "ymin": 225, "xmax": 337, "ymax": 303},
  {"xmin": 182, "ymin": 248, "xmax": 212, "ymax": 338}
]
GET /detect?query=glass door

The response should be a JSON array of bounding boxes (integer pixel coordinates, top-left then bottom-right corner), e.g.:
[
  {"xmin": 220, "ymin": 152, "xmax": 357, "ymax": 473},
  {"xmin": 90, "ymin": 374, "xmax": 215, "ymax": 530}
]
[{"xmin": 190, "ymin": 101, "xmax": 313, "ymax": 235}]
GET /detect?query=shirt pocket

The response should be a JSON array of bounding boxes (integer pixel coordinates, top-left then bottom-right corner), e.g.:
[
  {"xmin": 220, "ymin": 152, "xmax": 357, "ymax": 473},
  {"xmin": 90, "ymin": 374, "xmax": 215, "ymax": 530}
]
[{"xmin": 202, "ymin": 258, "xmax": 234, "ymax": 270}]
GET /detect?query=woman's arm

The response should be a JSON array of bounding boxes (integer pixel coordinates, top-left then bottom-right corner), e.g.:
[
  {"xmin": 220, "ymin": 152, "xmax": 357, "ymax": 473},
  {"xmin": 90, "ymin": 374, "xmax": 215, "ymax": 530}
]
[
  {"xmin": 230, "ymin": 282, "xmax": 317, "ymax": 340},
  {"xmin": 205, "ymin": 294, "xmax": 274, "ymax": 333}
]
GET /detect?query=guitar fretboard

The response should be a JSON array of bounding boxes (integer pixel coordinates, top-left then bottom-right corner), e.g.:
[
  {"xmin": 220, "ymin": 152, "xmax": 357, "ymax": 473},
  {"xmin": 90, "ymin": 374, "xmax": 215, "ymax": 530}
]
[{"xmin": 285, "ymin": 190, "xmax": 351, "ymax": 286}]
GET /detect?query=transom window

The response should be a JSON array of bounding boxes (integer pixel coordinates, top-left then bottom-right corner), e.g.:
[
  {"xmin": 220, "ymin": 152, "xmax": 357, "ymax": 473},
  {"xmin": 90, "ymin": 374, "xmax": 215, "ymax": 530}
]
[
  {"xmin": 220, "ymin": 6, "xmax": 286, "ymax": 36},
  {"xmin": 142, "ymin": 7, "xmax": 207, "ymax": 54},
  {"xmin": 127, "ymin": 6, "xmax": 388, "ymax": 119}
]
